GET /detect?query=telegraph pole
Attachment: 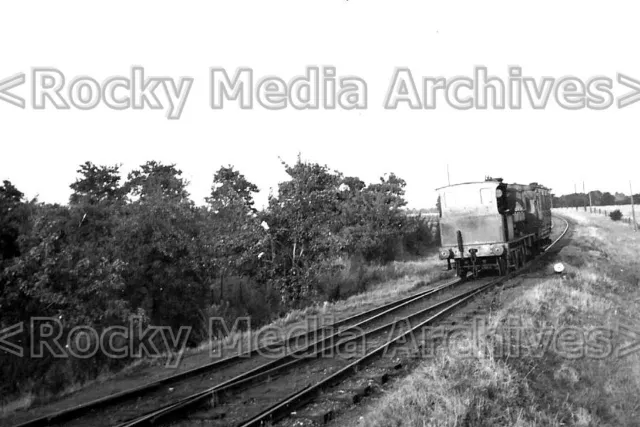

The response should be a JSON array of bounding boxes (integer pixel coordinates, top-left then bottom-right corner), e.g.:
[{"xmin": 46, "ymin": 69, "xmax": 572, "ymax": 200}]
[
  {"xmin": 447, "ymin": 164, "xmax": 451, "ymax": 186},
  {"xmin": 631, "ymin": 181, "xmax": 637, "ymax": 232}
]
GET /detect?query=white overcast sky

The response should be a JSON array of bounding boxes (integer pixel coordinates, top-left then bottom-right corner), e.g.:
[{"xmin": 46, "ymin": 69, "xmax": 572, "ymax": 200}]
[{"xmin": 2, "ymin": 1, "xmax": 639, "ymax": 209}]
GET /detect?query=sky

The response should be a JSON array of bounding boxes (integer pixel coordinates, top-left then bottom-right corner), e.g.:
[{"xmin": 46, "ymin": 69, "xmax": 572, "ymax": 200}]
[{"xmin": 2, "ymin": 1, "xmax": 640, "ymax": 209}]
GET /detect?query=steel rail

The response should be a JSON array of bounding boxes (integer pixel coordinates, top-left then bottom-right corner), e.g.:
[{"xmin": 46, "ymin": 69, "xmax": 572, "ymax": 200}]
[
  {"xmin": 544, "ymin": 215, "xmax": 569, "ymax": 252},
  {"xmin": 12, "ymin": 278, "xmax": 458, "ymax": 427},
  {"xmin": 238, "ymin": 281, "xmax": 495, "ymax": 427},
  {"xmin": 114, "ymin": 279, "xmax": 470, "ymax": 426}
]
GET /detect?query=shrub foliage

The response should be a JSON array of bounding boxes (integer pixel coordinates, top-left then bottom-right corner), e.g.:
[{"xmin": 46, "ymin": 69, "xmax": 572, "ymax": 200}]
[
  {"xmin": 609, "ymin": 209, "xmax": 623, "ymax": 221},
  {"xmin": 0, "ymin": 157, "xmax": 436, "ymax": 398}
]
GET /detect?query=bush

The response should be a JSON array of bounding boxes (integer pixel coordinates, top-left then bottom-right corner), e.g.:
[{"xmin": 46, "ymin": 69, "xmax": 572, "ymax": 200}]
[
  {"xmin": 0, "ymin": 160, "xmax": 442, "ymax": 404},
  {"xmin": 610, "ymin": 209, "xmax": 623, "ymax": 221}
]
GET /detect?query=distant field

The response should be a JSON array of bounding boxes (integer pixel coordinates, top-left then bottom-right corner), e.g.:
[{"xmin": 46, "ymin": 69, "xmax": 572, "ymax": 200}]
[
  {"xmin": 406, "ymin": 211, "xmax": 438, "ymax": 217},
  {"xmin": 557, "ymin": 204, "xmax": 640, "ymax": 221},
  {"xmin": 597, "ymin": 204, "xmax": 640, "ymax": 218}
]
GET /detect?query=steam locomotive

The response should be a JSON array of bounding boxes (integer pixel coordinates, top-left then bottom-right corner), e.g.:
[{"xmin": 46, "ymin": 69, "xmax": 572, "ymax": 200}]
[{"xmin": 437, "ymin": 177, "xmax": 552, "ymax": 278}]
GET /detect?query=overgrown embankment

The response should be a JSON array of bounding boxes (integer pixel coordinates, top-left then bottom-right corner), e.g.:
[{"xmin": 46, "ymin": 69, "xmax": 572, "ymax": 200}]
[
  {"xmin": 363, "ymin": 211, "xmax": 640, "ymax": 426},
  {"xmin": 0, "ymin": 158, "xmax": 440, "ymax": 412}
]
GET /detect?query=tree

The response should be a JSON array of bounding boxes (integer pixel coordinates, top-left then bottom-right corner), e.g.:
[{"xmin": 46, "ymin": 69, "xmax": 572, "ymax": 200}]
[
  {"xmin": 614, "ymin": 192, "xmax": 628, "ymax": 205},
  {"xmin": 0, "ymin": 203, "xmax": 130, "ymax": 326},
  {"xmin": 205, "ymin": 166, "xmax": 263, "ymax": 301},
  {"xmin": 67, "ymin": 162, "xmax": 128, "ymax": 245},
  {"xmin": 124, "ymin": 161, "xmax": 189, "ymax": 201},
  {"xmin": 114, "ymin": 194, "xmax": 209, "ymax": 331},
  {"xmin": 69, "ymin": 162, "xmax": 124, "ymax": 205},
  {"xmin": 0, "ymin": 200, "xmax": 133, "ymax": 397},
  {"xmin": 601, "ymin": 192, "xmax": 616, "ymax": 206},
  {"xmin": 0, "ymin": 180, "xmax": 27, "ymax": 260},
  {"xmin": 589, "ymin": 190, "xmax": 603, "ymax": 206},
  {"xmin": 261, "ymin": 157, "xmax": 344, "ymax": 303},
  {"xmin": 113, "ymin": 162, "xmax": 214, "ymax": 331},
  {"xmin": 207, "ymin": 166, "xmax": 259, "ymax": 211},
  {"xmin": 258, "ymin": 158, "xmax": 413, "ymax": 303},
  {"xmin": 340, "ymin": 173, "xmax": 408, "ymax": 262}
]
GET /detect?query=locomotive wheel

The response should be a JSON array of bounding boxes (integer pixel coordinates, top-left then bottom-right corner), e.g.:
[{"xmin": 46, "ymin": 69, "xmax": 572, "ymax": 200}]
[
  {"xmin": 531, "ymin": 241, "xmax": 541, "ymax": 257},
  {"xmin": 497, "ymin": 256, "xmax": 507, "ymax": 276},
  {"xmin": 518, "ymin": 248, "xmax": 525, "ymax": 268},
  {"xmin": 455, "ymin": 260, "xmax": 467, "ymax": 280}
]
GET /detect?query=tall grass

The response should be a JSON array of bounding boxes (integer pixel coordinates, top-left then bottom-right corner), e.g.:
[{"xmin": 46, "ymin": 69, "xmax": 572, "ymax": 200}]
[{"xmin": 196, "ymin": 255, "xmax": 451, "ymax": 361}]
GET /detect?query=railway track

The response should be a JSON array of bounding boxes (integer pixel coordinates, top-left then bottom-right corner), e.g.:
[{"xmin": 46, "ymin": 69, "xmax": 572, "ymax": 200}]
[
  {"xmin": 13, "ymin": 278, "xmax": 463, "ymax": 427},
  {"xmin": 116, "ymin": 280, "xmax": 490, "ymax": 427},
  {"xmin": 12, "ymin": 216, "xmax": 570, "ymax": 427}
]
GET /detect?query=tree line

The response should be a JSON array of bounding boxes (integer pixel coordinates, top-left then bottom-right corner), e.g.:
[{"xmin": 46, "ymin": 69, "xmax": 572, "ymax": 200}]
[
  {"xmin": 0, "ymin": 157, "xmax": 436, "ymax": 398},
  {"xmin": 552, "ymin": 190, "xmax": 640, "ymax": 208}
]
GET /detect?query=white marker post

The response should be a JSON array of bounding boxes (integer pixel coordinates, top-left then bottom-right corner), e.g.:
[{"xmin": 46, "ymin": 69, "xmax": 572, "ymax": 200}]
[{"xmin": 630, "ymin": 181, "xmax": 637, "ymax": 232}]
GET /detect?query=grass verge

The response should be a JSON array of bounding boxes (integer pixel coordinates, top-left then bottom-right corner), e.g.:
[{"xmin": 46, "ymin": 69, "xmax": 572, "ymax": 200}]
[{"xmin": 362, "ymin": 211, "xmax": 640, "ymax": 426}]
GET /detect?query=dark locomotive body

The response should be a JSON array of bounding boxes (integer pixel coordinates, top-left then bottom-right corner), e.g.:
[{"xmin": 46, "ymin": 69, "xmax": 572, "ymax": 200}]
[{"xmin": 437, "ymin": 178, "xmax": 552, "ymax": 278}]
